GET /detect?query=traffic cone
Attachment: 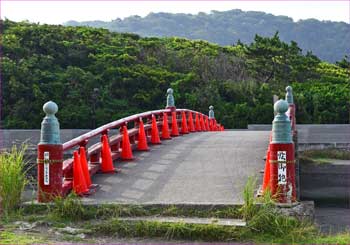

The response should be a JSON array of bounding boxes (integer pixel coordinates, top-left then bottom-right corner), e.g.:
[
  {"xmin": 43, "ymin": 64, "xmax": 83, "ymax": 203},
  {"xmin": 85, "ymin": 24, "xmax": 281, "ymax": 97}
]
[
  {"xmin": 188, "ymin": 112, "xmax": 195, "ymax": 132},
  {"xmin": 195, "ymin": 113, "xmax": 201, "ymax": 131},
  {"xmin": 171, "ymin": 111, "xmax": 180, "ymax": 136},
  {"xmin": 73, "ymin": 151, "xmax": 88, "ymax": 195},
  {"xmin": 101, "ymin": 134, "xmax": 116, "ymax": 173},
  {"xmin": 207, "ymin": 117, "xmax": 210, "ymax": 131},
  {"xmin": 137, "ymin": 119, "xmax": 149, "ymax": 151},
  {"xmin": 121, "ymin": 126, "xmax": 133, "ymax": 160},
  {"xmin": 200, "ymin": 114, "xmax": 206, "ymax": 131},
  {"xmin": 79, "ymin": 147, "xmax": 91, "ymax": 188},
  {"xmin": 262, "ymin": 147, "xmax": 271, "ymax": 192},
  {"xmin": 151, "ymin": 115, "xmax": 161, "ymax": 144},
  {"xmin": 181, "ymin": 111, "xmax": 189, "ymax": 134},
  {"xmin": 162, "ymin": 112, "xmax": 171, "ymax": 139}
]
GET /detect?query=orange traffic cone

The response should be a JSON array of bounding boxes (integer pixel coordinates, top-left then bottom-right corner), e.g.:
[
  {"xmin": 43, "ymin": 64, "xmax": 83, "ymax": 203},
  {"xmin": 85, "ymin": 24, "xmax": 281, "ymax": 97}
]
[
  {"xmin": 195, "ymin": 113, "xmax": 201, "ymax": 131},
  {"xmin": 101, "ymin": 135, "xmax": 115, "ymax": 173},
  {"xmin": 171, "ymin": 111, "xmax": 180, "ymax": 136},
  {"xmin": 79, "ymin": 147, "xmax": 91, "ymax": 188},
  {"xmin": 214, "ymin": 120, "xmax": 218, "ymax": 131},
  {"xmin": 188, "ymin": 112, "xmax": 195, "ymax": 132},
  {"xmin": 162, "ymin": 112, "xmax": 171, "ymax": 139},
  {"xmin": 181, "ymin": 111, "xmax": 189, "ymax": 134},
  {"xmin": 262, "ymin": 147, "xmax": 271, "ymax": 192},
  {"xmin": 200, "ymin": 114, "xmax": 206, "ymax": 131},
  {"xmin": 151, "ymin": 115, "xmax": 161, "ymax": 144},
  {"xmin": 73, "ymin": 151, "xmax": 88, "ymax": 195},
  {"xmin": 121, "ymin": 126, "xmax": 133, "ymax": 160},
  {"xmin": 137, "ymin": 119, "xmax": 149, "ymax": 151}
]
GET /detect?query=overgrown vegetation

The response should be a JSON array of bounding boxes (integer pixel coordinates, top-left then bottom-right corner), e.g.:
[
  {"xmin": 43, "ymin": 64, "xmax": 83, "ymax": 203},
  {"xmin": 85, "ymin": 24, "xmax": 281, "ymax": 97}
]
[
  {"xmin": 0, "ymin": 145, "xmax": 29, "ymax": 216},
  {"xmin": 2, "ymin": 20, "xmax": 349, "ymax": 129}
]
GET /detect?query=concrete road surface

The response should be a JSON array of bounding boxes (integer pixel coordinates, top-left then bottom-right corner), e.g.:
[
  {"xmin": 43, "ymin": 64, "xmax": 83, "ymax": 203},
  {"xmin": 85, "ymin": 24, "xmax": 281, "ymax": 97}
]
[{"xmin": 83, "ymin": 131, "xmax": 270, "ymax": 204}]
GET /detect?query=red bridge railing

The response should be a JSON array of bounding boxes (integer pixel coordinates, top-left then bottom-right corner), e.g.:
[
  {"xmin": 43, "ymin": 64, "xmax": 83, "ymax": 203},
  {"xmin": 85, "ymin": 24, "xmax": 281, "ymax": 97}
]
[{"xmin": 37, "ymin": 98, "xmax": 224, "ymax": 202}]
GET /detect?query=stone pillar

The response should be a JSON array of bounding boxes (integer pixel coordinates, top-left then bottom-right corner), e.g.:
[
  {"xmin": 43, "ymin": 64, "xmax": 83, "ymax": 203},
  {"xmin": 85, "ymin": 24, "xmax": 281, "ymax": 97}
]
[
  {"xmin": 269, "ymin": 100, "xmax": 297, "ymax": 204},
  {"xmin": 166, "ymin": 88, "xmax": 176, "ymax": 111},
  {"xmin": 37, "ymin": 101, "xmax": 63, "ymax": 202}
]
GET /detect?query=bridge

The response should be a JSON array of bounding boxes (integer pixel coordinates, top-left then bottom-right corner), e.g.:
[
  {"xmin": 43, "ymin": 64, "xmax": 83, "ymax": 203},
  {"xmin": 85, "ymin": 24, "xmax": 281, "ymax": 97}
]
[{"xmin": 36, "ymin": 86, "xmax": 296, "ymax": 205}]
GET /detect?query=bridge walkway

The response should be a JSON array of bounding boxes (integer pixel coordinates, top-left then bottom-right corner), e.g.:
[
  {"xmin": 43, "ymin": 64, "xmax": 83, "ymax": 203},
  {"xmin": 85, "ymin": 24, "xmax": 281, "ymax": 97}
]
[{"xmin": 82, "ymin": 131, "xmax": 270, "ymax": 204}]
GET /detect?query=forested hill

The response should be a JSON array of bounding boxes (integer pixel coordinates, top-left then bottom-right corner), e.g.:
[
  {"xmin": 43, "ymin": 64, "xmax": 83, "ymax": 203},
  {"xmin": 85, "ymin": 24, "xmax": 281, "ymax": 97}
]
[
  {"xmin": 2, "ymin": 20, "xmax": 349, "ymax": 129},
  {"xmin": 65, "ymin": 9, "xmax": 350, "ymax": 63}
]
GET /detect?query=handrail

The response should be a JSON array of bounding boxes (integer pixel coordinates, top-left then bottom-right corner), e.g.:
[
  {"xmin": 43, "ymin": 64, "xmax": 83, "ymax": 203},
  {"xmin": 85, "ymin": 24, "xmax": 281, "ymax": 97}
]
[{"xmin": 63, "ymin": 108, "xmax": 197, "ymax": 151}]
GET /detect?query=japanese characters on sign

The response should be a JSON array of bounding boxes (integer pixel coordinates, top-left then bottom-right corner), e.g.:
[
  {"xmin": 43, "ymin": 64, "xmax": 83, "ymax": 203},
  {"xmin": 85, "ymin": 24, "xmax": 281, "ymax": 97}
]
[
  {"xmin": 277, "ymin": 151, "xmax": 287, "ymax": 185},
  {"xmin": 44, "ymin": 152, "xmax": 50, "ymax": 185}
]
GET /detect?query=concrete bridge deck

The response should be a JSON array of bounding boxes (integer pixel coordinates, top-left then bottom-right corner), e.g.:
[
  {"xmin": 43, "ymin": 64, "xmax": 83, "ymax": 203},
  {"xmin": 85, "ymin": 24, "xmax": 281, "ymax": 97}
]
[{"xmin": 82, "ymin": 131, "xmax": 270, "ymax": 204}]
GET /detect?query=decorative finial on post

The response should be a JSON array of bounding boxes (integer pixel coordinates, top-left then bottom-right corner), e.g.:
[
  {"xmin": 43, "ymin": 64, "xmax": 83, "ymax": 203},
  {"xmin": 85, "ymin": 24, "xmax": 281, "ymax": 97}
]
[
  {"xmin": 285, "ymin": 86, "xmax": 293, "ymax": 104},
  {"xmin": 40, "ymin": 101, "xmax": 61, "ymax": 144},
  {"xmin": 209, "ymin": 105, "xmax": 215, "ymax": 119},
  {"xmin": 166, "ymin": 88, "xmax": 176, "ymax": 110},
  {"xmin": 272, "ymin": 100, "xmax": 292, "ymax": 144}
]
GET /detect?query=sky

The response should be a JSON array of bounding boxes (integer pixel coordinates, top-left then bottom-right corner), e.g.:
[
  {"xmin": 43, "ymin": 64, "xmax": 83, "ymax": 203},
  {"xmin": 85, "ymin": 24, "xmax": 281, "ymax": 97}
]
[{"xmin": 1, "ymin": 1, "xmax": 349, "ymax": 24}]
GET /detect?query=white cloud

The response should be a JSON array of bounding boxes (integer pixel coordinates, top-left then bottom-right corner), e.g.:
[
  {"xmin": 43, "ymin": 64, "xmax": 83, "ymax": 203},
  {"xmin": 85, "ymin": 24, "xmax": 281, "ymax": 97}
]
[{"xmin": 1, "ymin": 1, "xmax": 349, "ymax": 24}]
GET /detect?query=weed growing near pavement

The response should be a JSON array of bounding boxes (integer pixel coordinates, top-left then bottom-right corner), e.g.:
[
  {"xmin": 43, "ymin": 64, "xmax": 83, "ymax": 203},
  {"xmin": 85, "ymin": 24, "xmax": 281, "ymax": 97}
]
[
  {"xmin": 241, "ymin": 177, "xmax": 318, "ymax": 243},
  {"xmin": 49, "ymin": 192, "xmax": 85, "ymax": 220},
  {"xmin": 0, "ymin": 145, "xmax": 29, "ymax": 216}
]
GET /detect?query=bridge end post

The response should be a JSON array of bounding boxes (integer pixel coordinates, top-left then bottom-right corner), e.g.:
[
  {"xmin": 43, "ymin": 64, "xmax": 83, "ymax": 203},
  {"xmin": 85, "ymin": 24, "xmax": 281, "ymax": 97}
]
[
  {"xmin": 208, "ymin": 105, "xmax": 214, "ymax": 131},
  {"xmin": 269, "ymin": 99, "xmax": 297, "ymax": 204},
  {"xmin": 37, "ymin": 101, "xmax": 63, "ymax": 202},
  {"xmin": 166, "ymin": 88, "xmax": 176, "ymax": 112},
  {"xmin": 286, "ymin": 86, "xmax": 296, "ymax": 136},
  {"xmin": 286, "ymin": 85, "xmax": 300, "ymax": 201}
]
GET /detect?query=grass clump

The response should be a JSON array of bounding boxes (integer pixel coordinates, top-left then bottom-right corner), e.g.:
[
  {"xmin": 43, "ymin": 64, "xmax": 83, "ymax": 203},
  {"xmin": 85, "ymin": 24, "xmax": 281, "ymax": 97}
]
[
  {"xmin": 49, "ymin": 192, "xmax": 85, "ymax": 221},
  {"xmin": 91, "ymin": 219, "xmax": 242, "ymax": 241},
  {"xmin": 241, "ymin": 177, "xmax": 318, "ymax": 243},
  {"xmin": 241, "ymin": 176, "xmax": 259, "ymax": 220},
  {"xmin": 0, "ymin": 230, "xmax": 47, "ymax": 245},
  {"xmin": 0, "ymin": 145, "xmax": 28, "ymax": 216}
]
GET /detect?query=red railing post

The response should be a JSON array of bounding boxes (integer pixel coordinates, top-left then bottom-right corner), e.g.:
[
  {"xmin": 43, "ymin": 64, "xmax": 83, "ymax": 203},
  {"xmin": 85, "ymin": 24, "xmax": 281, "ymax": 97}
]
[{"xmin": 37, "ymin": 101, "xmax": 63, "ymax": 202}]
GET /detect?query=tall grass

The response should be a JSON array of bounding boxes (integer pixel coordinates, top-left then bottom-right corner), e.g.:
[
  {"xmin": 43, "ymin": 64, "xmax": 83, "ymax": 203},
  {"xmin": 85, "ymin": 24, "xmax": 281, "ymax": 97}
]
[
  {"xmin": 0, "ymin": 145, "xmax": 28, "ymax": 216},
  {"xmin": 241, "ymin": 176, "xmax": 318, "ymax": 243},
  {"xmin": 241, "ymin": 176, "xmax": 259, "ymax": 220}
]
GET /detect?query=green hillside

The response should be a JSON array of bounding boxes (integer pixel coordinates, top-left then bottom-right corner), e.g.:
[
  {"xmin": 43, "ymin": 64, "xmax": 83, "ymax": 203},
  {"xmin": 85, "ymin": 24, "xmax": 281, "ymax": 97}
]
[
  {"xmin": 1, "ymin": 20, "xmax": 349, "ymax": 129},
  {"xmin": 65, "ymin": 9, "xmax": 350, "ymax": 63}
]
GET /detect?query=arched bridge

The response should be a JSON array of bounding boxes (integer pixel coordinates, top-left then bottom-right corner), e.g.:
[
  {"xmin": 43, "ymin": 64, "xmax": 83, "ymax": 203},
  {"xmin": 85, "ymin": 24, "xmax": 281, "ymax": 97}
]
[{"xmin": 37, "ymin": 87, "xmax": 296, "ymax": 205}]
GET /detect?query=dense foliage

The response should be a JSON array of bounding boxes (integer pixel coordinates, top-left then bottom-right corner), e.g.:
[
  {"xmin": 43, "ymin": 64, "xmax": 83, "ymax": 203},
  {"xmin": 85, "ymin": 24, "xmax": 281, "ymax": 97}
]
[
  {"xmin": 1, "ymin": 20, "xmax": 349, "ymax": 129},
  {"xmin": 66, "ymin": 9, "xmax": 350, "ymax": 63}
]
